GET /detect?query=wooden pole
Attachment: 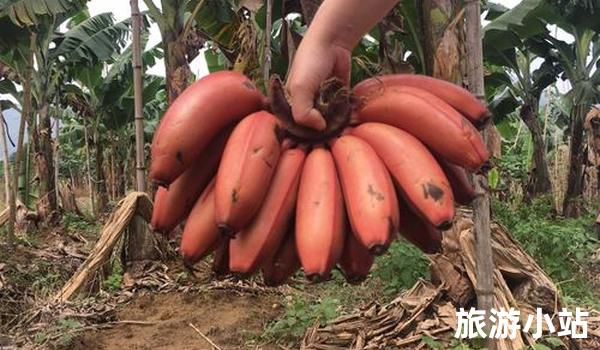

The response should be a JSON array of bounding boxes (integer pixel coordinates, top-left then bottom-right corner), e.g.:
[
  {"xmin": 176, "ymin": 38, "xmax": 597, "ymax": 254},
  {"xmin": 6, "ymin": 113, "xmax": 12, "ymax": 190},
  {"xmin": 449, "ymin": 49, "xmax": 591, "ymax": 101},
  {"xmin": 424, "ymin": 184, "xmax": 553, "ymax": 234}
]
[
  {"xmin": 263, "ymin": 0, "xmax": 273, "ymax": 85},
  {"xmin": 131, "ymin": 0, "xmax": 145, "ymax": 193},
  {"xmin": 54, "ymin": 95, "xmax": 60, "ymax": 208},
  {"xmin": 127, "ymin": 0, "xmax": 156, "ymax": 263},
  {"xmin": 465, "ymin": 1, "xmax": 495, "ymax": 348}
]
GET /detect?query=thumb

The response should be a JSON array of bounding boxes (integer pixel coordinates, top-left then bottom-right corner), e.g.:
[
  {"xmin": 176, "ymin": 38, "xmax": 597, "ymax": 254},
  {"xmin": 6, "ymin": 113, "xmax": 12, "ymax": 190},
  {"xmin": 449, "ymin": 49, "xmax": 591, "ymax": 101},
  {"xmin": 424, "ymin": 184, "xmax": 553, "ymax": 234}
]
[{"xmin": 288, "ymin": 81, "xmax": 327, "ymax": 131}]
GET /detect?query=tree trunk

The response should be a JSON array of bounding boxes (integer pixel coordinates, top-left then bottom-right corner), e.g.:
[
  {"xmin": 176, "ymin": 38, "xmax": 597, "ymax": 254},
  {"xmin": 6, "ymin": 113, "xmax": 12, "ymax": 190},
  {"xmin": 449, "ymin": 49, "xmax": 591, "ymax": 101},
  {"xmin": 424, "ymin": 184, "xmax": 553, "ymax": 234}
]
[
  {"xmin": 420, "ymin": 0, "xmax": 462, "ymax": 82},
  {"xmin": 148, "ymin": 0, "xmax": 191, "ymax": 104},
  {"xmin": 520, "ymin": 101, "xmax": 552, "ymax": 202},
  {"xmin": 0, "ymin": 110, "xmax": 15, "ymax": 242},
  {"xmin": 94, "ymin": 130, "xmax": 108, "ymax": 213},
  {"xmin": 110, "ymin": 142, "xmax": 116, "ymax": 201},
  {"xmin": 585, "ymin": 106, "xmax": 600, "ymax": 238},
  {"xmin": 127, "ymin": 0, "xmax": 156, "ymax": 263},
  {"xmin": 0, "ymin": 113, "xmax": 9, "ymax": 206},
  {"xmin": 22, "ymin": 141, "xmax": 31, "ymax": 206},
  {"xmin": 465, "ymin": 1, "xmax": 495, "ymax": 349},
  {"xmin": 83, "ymin": 118, "xmax": 96, "ymax": 216},
  {"xmin": 419, "ymin": 5, "xmax": 495, "ymax": 346},
  {"xmin": 299, "ymin": 0, "xmax": 322, "ymax": 24},
  {"xmin": 563, "ymin": 103, "xmax": 587, "ymax": 217},
  {"xmin": 163, "ymin": 35, "xmax": 190, "ymax": 104},
  {"xmin": 33, "ymin": 101, "xmax": 57, "ymax": 221},
  {"xmin": 9, "ymin": 32, "xmax": 35, "ymax": 235},
  {"xmin": 54, "ymin": 106, "xmax": 60, "ymax": 208}
]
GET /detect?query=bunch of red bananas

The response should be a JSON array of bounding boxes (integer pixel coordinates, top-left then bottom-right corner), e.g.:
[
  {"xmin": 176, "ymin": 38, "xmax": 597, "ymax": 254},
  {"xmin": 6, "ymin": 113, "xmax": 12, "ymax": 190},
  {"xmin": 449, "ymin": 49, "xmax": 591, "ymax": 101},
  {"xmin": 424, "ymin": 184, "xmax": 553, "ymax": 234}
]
[{"xmin": 150, "ymin": 71, "xmax": 490, "ymax": 285}]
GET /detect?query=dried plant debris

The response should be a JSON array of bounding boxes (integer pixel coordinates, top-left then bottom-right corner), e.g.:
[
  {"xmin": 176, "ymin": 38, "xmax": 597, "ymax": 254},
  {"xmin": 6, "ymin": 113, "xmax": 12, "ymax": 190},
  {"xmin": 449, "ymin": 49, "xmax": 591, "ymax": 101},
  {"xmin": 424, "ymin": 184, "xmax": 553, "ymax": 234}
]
[{"xmin": 302, "ymin": 209, "xmax": 598, "ymax": 350}]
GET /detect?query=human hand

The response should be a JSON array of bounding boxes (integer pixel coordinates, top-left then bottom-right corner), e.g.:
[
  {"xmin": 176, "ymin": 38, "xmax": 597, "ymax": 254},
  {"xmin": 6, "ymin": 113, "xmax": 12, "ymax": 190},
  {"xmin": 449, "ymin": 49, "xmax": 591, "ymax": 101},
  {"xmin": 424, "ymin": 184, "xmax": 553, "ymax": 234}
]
[{"xmin": 286, "ymin": 39, "xmax": 351, "ymax": 130}]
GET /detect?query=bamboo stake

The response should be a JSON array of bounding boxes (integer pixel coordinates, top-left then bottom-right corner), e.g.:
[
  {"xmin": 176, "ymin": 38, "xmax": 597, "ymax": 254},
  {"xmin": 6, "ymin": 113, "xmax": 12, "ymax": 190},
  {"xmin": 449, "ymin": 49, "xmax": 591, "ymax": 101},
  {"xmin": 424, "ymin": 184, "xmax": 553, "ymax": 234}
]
[
  {"xmin": 127, "ymin": 0, "xmax": 156, "ymax": 262},
  {"xmin": 465, "ymin": 1, "xmax": 495, "ymax": 349},
  {"xmin": 131, "ymin": 0, "xmax": 145, "ymax": 193},
  {"xmin": 53, "ymin": 100, "xmax": 60, "ymax": 208},
  {"xmin": 263, "ymin": 0, "xmax": 273, "ymax": 85}
]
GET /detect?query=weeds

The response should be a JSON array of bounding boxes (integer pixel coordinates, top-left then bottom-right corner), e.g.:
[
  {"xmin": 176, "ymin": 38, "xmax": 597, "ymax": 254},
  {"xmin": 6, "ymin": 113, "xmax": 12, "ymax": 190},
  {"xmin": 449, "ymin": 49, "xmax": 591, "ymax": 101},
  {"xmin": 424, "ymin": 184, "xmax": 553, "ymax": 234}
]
[
  {"xmin": 492, "ymin": 196, "xmax": 600, "ymax": 307},
  {"xmin": 102, "ymin": 260, "xmax": 123, "ymax": 292},
  {"xmin": 263, "ymin": 296, "xmax": 340, "ymax": 342},
  {"xmin": 34, "ymin": 317, "xmax": 83, "ymax": 347},
  {"xmin": 62, "ymin": 212, "xmax": 99, "ymax": 235},
  {"xmin": 421, "ymin": 335, "xmax": 487, "ymax": 350},
  {"xmin": 371, "ymin": 240, "xmax": 430, "ymax": 295}
]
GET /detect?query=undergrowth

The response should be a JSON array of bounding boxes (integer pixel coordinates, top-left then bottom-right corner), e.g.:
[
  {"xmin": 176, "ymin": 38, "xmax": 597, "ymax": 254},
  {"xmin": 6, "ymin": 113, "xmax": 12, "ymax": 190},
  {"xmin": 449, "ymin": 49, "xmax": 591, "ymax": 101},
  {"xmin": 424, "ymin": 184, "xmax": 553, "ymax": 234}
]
[
  {"xmin": 62, "ymin": 212, "xmax": 100, "ymax": 236},
  {"xmin": 264, "ymin": 196, "xmax": 599, "ymax": 345},
  {"xmin": 492, "ymin": 196, "xmax": 600, "ymax": 307},
  {"xmin": 263, "ymin": 296, "xmax": 340, "ymax": 342},
  {"xmin": 102, "ymin": 259, "xmax": 123, "ymax": 292},
  {"xmin": 33, "ymin": 317, "xmax": 83, "ymax": 348},
  {"xmin": 371, "ymin": 239, "xmax": 430, "ymax": 296},
  {"xmin": 421, "ymin": 334, "xmax": 566, "ymax": 350},
  {"xmin": 262, "ymin": 240, "xmax": 430, "ymax": 344}
]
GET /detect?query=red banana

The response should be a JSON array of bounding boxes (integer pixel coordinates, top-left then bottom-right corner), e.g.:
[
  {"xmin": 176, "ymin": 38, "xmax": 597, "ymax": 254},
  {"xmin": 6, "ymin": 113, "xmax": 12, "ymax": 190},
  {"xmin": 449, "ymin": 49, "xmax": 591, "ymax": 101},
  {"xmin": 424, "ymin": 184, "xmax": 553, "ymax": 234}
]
[
  {"xmin": 214, "ymin": 111, "xmax": 282, "ymax": 234},
  {"xmin": 150, "ymin": 71, "xmax": 264, "ymax": 185},
  {"xmin": 150, "ymin": 128, "xmax": 230, "ymax": 235},
  {"xmin": 397, "ymin": 199, "xmax": 442, "ymax": 254},
  {"xmin": 330, "ymin": 135, "xmax": 399, "ymax": 254},
  {"xmin": 229, "ymin": 148, "xmax": 306, "ymax": 274},
  {"xmin": 262, "ymin": 229, "xmax": 301, "ymax": 287},
  {"xmin": 212, "ymin": 237, "xmax": 230, "ymax": 277},
  {"xmin": 338, "ymin": 231, "xmax": 374, "ymax": 284},
  {"xmin": 351, "ymin": 123, "xmax": 454, "ymax": 229},
  {"xmin": 296, "ymin": 147, "xmax": 346, "ymax": 282},
  {"xmin": 437, "ymin": 157, "xmax": 476, "ymax": 205},
  {"xmin": 150, "ymin": 187, "xmax": 169, "ymax": 233},
  {"xmin": 353, "ymin": 74, "xmax": 490, "ymax": 127},
  {"xmin": 180, "ymin": 180, "xmax": 220, "ymax": 266},
  {"xmin": 353, "ymin": 86, "xmax": 489, "ymax": 170}
]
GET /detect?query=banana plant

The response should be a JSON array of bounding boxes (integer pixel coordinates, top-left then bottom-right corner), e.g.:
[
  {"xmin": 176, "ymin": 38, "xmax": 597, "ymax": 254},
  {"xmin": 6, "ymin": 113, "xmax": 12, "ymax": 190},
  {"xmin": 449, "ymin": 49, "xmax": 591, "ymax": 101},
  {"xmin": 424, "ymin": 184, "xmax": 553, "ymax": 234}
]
[
  {"xmin": 0, "ymin": 4, "xmax": 134, "ymax": 219},
  {"xmin": 61, "ymin": 43, "xmax": 165, "ymax": 214},
  {"xmin": 484, "ymin": 0, "xmax": 600, "ymax": 215},
  {"xmin": 484, "ymin": 32, "xmax": 561, "ymax": 200}
]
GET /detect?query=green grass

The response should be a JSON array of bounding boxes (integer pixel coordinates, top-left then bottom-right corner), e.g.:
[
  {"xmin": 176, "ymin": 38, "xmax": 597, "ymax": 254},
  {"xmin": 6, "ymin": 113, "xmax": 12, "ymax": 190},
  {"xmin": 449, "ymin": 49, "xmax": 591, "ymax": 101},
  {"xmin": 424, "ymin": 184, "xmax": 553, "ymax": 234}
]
[
  {"xmin": 62, "ymin": 212, "xmax": 99, "ymax": 236},
  {"xmin": 492, "ymin": 196, "xmax": 600, "ymax": 307},
  {"xmin": 261, "ymin": 239, "xmax": 430, "ymax": 345},
  {"xmin": 371, "ymin": 240, "xmax": 430, "ymax": 296},
  {"xmin": 102, "ymin": 259, "xmax": 123, "ymax": 292},
  {"xmin": 262, "ymin": 196, "xmax": 600, "ymax": 346},
  {"xmin": 33, "ymin": 317, "xmax": 83, "ymax": 347},
  {"xmin": 263, "ymin": 295, "xmax": 340, "ymax": 342}
]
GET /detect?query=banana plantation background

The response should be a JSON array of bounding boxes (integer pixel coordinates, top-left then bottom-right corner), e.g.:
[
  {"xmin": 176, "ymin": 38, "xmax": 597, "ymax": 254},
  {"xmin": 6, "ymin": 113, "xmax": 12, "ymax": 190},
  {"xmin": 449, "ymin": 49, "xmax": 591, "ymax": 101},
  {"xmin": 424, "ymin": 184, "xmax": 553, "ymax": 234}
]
[{"xmin": 0, "ymin": 0, "xmax": 599, "ymax": 349}]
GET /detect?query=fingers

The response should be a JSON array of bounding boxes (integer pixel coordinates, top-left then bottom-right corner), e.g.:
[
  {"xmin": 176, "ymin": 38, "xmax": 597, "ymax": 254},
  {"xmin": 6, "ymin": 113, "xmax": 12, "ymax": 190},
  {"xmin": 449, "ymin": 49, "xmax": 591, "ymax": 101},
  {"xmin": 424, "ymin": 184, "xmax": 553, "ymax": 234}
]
[
  {"xmin": 333, "ymin": 47, "xmax": 352, "ymax": 84},
  {"xmin": 286, "ymin": 46, "xmax": 350, "ymax": 131},
  {"xmin": 287, "ymin": 58, "xmax": 328, "ymax": 131},
  {"xmin": 289, "ymin": 86, "xmax": 327, "ymax": 131}
]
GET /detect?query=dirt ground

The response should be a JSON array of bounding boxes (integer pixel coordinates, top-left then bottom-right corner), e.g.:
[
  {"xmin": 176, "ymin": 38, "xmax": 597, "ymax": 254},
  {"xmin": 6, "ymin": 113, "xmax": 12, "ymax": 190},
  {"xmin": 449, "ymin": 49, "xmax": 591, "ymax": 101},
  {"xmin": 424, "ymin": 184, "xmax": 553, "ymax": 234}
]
[
  {"xmin": 72, "ymin": 291, "xmax": 282, "ymax": 350},
  {"xmin": 0, "ymin": 218, "xmax": 286, "ymax": 350}
]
